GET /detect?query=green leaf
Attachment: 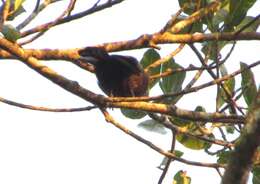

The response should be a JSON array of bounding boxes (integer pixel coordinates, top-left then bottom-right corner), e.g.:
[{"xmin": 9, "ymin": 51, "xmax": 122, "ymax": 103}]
[
  {"xmin": 7, "ymin": 0, "xmax": 26, "ymax": 20},
  {"xmin": 121, "ymin": 108, "xmax": 146, "ymax": 119},
  {"xmin": 138, "ymin": 119, "xmax": 167, "ymax": 134},
  {"xmin": 11, "ymin": 0, "xmax": 25, "ymax": 11},
  {"xmin": 170, "ymin": 116, "xmax": 190, "ymax": 127},
  {"xmin": 176, "ymin": 133, "xmax": 213, "ymax": 150},
  {"xmin": 140, "ymin": 49, "xmax": 161, "ymax": 89},
  {"xmin": 201, "ymin": 41, "xmax": 228, "ymax": 60},
  {"xmin": 211, "ymin": 6, "xmax": 229, "ymax": 29},
  {"xmin": 159, "ymin": 59, "xmax": 186, "ymax": 94},
  {"xmin": 174, "ymin": 150, "xmax": 184, "ymax": 158},
  {"xmin": 173, "ymin": 170, "xmax": 191, "ymax": 184},
  {"xmin": 159, "ymin": 59, "xmax": 186, "ymax": 104},
  {"xmin": 225, "ymin": 125, "xmax": 235, "ymax": 134},
  {"xmin": 195, "ymin": 105, "xmax": 206, "ymax": 112},
  {"xmin": 178, "ymin": 0, "xmax": 211, "ymax": 15},
  {"xmin": 235, "ymin": 16, "xmax": 260, "ymax": 33},
  {"xmin": 216, "ymin": 64, "xmax": 235, "ymax": 109},
  {"xmin": 170, "ymin": 106, "xmax": 214, "ymax": 150},
  {"xmin": 178, "ymin": 0, "xmax": 197, "ymax": 15},
  {"xmin": 204, "ymin": 2, "xmax": 229, "ymax": 32},
  {"xmin": 217, "ymin": 150, "xmax": 232, "ymax": 164},
  {"xmin": 253, "ymin": 166, "xmax": 260, "ymax": 184},
  {"xmin": 1, "ymin": 24, "xmax": 21, "ymax": 42},
  {"xmin": 240, "ymin": 62, "xmax": 257, "ymax": 107},
  {"xmin": 225, "ymin": 0, "xmax": 257, "ymax": 29},
  {"xmin": 7, "ymin": 5, "xmax": 25, "ymax": 20}
]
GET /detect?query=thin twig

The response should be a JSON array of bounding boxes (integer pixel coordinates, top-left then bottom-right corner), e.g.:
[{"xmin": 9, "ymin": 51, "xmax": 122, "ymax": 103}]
[
  {"xmin": 19, "ymin": 0, "xmax": 77, "ymax": 45},
  {"xmin": 185, "ymin": 44, "xmax": 239, "ymax": 115},
  {"xmin": 144, "ymin": 44, "xmax": 185, "ymax": 73},
  {"xmin": 159, "ymin": 7, "xmax": 184, "ymax": 34},
  {"xmin": 68, "ymin": 0, "xmax": 78, "ymax": 15},
  {"xmin": 169, "ymin": 2, "xmax": 220, "ymax": 34},
  {"xmin": 150, "ymin": 63, "xmax": 213, "ymax": 80},
  {"xmin": 205, "ymin": 147, "xmax": 229, "ymax": 156},
  {"xmin": 17, "ymin": 0, "xmax": 62, "ymax": 30},
  {"xmin": 0, "ymin": 96, "xmax": 97, "ymax": 112},
  {"xmin": 219, "ymin": 87, "xmax": 243, "ymax": 113},
  {"xmin": 218, "ymin": 127, "xmax": 228, "ymax": 142},
  {"xmin": 20, "ymin": 0, "xmax": 125, "ymax": 38},
  {"xmin": 216, "ymin": 167, "xmax": 223, "ymax": 179},
  {"xmin": 148, "ymin": 112, "xmax": 233, "ymax": 148},
  {"xmin": 19, "ymin": 31, "xmax": 46, "ymax": 45},
  {"xmin": 158, "ymin": 129, "xmax": 176, "ymax": 184},
  {"xmin": 219, "ymin": 41, "xmax": 236, "ymax": 64},
  {"xmin": 167, "ymin": 122, "xmax": 233, "ymax": 148},
  {"xmin": 101, "ymin": 109, "xmax": 225, "ymax": 168},
  {"xmin": 109, "ymin": 60, "xmax": 260, "ymax": 102},
  {"xmin": 34, "ymin": 0, "xmax": 41, "ymax": 12},
  {"xmin": 183, "ymin": 46, "xmax": 210, "ymax": 91}
]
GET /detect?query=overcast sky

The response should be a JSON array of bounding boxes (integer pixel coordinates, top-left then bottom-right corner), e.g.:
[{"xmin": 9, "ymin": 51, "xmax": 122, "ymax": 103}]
[{"xmin": 0, "ymin": 0, "xmax": 259, "ymax": 184}]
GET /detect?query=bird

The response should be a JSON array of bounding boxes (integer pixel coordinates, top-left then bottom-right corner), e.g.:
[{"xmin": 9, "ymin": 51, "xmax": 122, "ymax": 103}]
[{"xmin": 78, "ymin": 47, "xmax": 149, "ymax": 97}]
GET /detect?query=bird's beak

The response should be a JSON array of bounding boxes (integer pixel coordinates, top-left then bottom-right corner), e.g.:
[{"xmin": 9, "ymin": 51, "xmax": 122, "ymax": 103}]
[{"xmin": 78, "ymin": 56, "xmax": 99, "ymax": 65}]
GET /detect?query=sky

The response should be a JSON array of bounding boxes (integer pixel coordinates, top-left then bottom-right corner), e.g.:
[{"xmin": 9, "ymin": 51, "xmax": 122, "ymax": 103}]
[{"xmin": 0, "ymin": 0, "xmax": 259, "ymax": 184}]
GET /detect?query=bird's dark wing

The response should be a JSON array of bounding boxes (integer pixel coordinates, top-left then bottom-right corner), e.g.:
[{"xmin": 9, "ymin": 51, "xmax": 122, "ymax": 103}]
[{"xmin": 109, "ymin": 55, "xmax": 143, "ymax": 73}]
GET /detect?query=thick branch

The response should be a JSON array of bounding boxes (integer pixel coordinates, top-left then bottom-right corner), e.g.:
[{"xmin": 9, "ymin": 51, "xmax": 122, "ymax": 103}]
[
  {"xmin": 0, "ymin": 38, "xmax": 246, "ymax": 124},
  {"xmin": 0, "ymin": 38, "xmax": 106, "ymax": 106},
  {"xmin": 222, "ymin": 91, "xmax": 260, "ymax": 184},
  {"xmin": 99, "ymin": 32, "xmax": 260, "ymax": 52},
  {"xmin": 0, "ymin": 32, "xmax": 259, "ymax": 60},
  {"xmin": 110, "ymin": 102, "xmax": 244, "ymax": 124}
]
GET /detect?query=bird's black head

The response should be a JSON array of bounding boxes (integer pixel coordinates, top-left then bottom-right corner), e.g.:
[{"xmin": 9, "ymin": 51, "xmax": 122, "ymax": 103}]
[{"xmin": 78, "ymin": 47, "xmax": 109, "ymax": 65}]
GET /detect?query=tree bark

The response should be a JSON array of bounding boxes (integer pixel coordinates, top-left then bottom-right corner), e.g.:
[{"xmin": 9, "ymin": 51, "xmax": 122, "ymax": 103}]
[{"xmin": 222, "ymin": 90, "xmax": 260, "ymax": 184}]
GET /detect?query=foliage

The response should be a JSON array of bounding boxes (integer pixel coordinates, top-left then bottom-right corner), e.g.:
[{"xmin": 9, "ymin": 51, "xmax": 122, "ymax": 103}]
[
  {"xmin": 173, "ymin": 170, "xmax": 191, "ymax": 184},
  {"xmin": 240, "ymin": 62, "xmax": 258, "ymax": 107},
  {"xmin": 140, "ymin": 49, "xmax": 161, "ymax": 89}
]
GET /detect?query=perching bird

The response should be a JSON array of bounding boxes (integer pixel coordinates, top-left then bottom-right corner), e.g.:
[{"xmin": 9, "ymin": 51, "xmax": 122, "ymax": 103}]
[{"xmin": 78, "ymin": 47, "xmax": 149, "ymax": 97}]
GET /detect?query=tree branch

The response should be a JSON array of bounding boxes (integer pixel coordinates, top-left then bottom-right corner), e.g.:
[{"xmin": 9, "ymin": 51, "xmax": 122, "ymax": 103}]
[
  {"xmin": 0, "ymin": 96, "xmax": 97, "ymax": 112},
  {"xmin": 20, "ymin": 0, "xmax": 125, "ymax": 38},
  {"xmin": 222, "ymin": 90, "xmax": 260, "ymax": 184},
  {"xmin": 158, "ymin": 129, "xmax": 176, "ymax": 184},
  {"xmin": 16, "ymin": 0, "xmax": 59, "ymax": 30},
  {"xmin": 109, "ymin": 60, "xmax": 260, "ymax": 103},
  {"xmin": 102, "ymin": 109, "xmax": 224, "ymax": 169},
  {"xmin": 19, "ymin": 0, "xmax": 78, "ymax": 45},
  {"xmin": 0, "ymin": 37, "xmax": 244, "ymax": 125},
  {"xmin": 0, "ymin": 31, "xmax": 259, "ymax": 62},
  {"xmin": 110, "ymin": 102, "xmax": 244, "ymax": 124},
  {"xmin": 0, "ymin": 38, "xmax": 106, "ymax": 106}
]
